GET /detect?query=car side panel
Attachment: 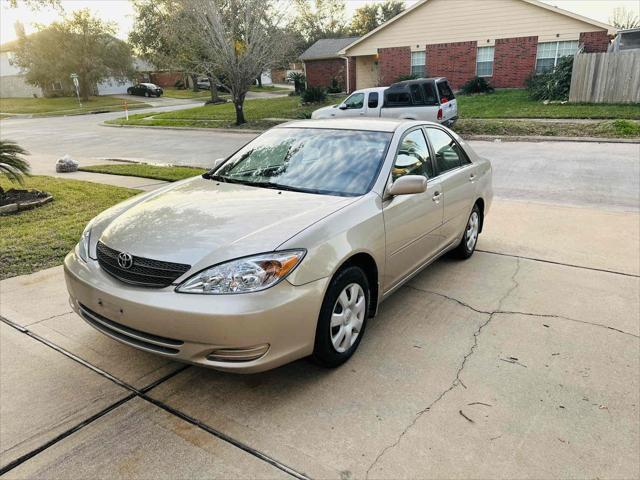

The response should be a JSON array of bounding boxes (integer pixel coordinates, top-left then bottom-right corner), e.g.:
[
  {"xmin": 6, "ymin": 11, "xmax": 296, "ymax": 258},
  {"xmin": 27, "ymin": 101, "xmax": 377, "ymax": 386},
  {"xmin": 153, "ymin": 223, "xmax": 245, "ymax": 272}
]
[
  {"xmin": 380, "ymin": 106, "xmax": 439, "ymax": 121},
  {"xmin": 279, "ymin": 194, "xmax": 386, "ymax": 291},
  {"xmin": 438, "ymin": 163, "xmax": 477, "ymax": 245}
]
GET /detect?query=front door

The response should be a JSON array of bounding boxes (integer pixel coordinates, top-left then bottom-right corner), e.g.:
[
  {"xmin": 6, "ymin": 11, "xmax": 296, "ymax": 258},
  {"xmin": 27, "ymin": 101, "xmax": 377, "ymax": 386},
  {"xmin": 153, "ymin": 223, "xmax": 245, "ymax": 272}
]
[
  {"xmin": 425, "ymin": 127, "xmax": 476, "ymax": 245},
  {"xmin": 334, "ymin": 92, "xmax": 365, "ymax": 117},
  {"xmin": 382, "ymin": 128, "xmax": 444, "ymax": 291}
]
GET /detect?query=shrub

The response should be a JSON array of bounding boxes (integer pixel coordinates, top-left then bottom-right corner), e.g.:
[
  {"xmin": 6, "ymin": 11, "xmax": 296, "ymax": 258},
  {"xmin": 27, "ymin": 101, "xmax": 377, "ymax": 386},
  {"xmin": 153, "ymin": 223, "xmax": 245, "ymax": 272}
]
[
  {"xmin": 301, "ymin": 86, "xmax": 327, "ymax": 103},
  {"xmin": 526, "ymin": 56, "xmax": 574, "ymax": 101},
  {"xmin": 0, "ymin": 140, "xmax": 30, "ymax": 196},
  {"xmin": 174, "ymin": 79, "xmax": 185, "ymax": 89},
  {"xmin": 287, "ymin": 72, "xmax": 306, "ymax": 94},
  {"xmin": 460, "ymin": 77, "xmax": 495, "ymax": 95},
  {"xmin": 327, "ymin": 77, "xmax": 343, "ymax": 94}
]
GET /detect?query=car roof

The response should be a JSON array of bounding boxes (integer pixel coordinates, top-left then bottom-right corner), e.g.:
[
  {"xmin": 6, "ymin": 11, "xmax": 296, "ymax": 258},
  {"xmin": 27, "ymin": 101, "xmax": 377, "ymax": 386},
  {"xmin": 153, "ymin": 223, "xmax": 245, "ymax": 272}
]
[
  {"xmin": 351, "ymin": 87, "xmax": 388, "ymax": 94},
  {"xmin": 276, "ymin": 118, "xmax": 432, "ymax": 133}
]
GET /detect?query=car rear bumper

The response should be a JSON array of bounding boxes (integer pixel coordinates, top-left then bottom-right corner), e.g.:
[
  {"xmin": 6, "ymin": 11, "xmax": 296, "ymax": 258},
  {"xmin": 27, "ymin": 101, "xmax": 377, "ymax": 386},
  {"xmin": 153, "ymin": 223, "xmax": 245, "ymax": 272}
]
[{"xmin": 64, "ymin": 251, "xmax": 328, "ymax": 373}]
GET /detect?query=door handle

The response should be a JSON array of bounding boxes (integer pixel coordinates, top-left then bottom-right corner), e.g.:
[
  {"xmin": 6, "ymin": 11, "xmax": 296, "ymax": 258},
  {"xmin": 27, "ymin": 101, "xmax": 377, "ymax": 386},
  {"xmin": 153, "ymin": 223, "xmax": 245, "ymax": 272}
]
[{"xmin": 432, "ymin": 191, "xmax": 441, "ymax": 202}]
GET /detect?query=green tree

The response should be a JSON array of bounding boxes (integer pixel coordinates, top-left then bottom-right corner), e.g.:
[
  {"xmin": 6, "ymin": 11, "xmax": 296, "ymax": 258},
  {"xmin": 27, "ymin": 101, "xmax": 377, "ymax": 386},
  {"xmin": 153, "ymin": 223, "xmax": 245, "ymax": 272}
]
[
  {"xmin": 0, "ymin": 140, "xmax": 30, "ymax": 196},
  {"xmin": 350, "ymin": 1, "xmax": 405, "ymax": 36},
  {"xmin": 130, "ymin": 0, "xmax": 228, "ymax": 100},
  {"xmin": 180, "ymin": 0, "xmax": 292, "ymax": 125},
  {"xmin": 293, "ymin": 0, "xmax": 349, "ymax": 49},
  {"xmin": 12, "ymin": 10, "xmax": 133, "ymax": 101}
]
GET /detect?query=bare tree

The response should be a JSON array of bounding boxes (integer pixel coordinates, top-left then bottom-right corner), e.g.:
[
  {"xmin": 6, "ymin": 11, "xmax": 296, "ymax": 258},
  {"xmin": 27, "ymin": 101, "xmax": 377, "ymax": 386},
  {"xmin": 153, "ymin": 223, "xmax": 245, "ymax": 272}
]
[
  {"xmin": 180, "ymin": 0, "xmax": 290, "ymax": 125},
  {"xmin": 610, "ymin": 7, "xmax": 639, "ymax": 30}
]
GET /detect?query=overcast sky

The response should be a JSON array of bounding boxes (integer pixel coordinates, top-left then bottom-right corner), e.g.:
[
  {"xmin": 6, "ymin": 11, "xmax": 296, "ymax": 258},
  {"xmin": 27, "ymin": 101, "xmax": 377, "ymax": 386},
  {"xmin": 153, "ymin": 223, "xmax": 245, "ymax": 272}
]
[{"xmin": 1, "ymin": 0, "xmax": 639, "ymax": 44}]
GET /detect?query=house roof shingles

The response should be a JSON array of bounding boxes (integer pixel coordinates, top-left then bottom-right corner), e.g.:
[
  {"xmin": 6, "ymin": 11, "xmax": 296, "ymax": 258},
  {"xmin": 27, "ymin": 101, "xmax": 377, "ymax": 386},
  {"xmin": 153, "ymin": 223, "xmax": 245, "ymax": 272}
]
[{"xmin": 299, "ymin": 37, "xmax": 360, "ymax": 61}]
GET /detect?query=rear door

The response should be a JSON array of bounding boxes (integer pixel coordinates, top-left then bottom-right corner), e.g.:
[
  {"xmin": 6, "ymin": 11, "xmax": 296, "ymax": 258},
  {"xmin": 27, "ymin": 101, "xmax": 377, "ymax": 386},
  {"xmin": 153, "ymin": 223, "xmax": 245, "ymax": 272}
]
[
  {"xmin": 436, "ymin": 80, "xmax": 457, "ymax": 124},
  {"xmin": 382, "ymin": 128, "xmax": 444, "ymax": 291}
]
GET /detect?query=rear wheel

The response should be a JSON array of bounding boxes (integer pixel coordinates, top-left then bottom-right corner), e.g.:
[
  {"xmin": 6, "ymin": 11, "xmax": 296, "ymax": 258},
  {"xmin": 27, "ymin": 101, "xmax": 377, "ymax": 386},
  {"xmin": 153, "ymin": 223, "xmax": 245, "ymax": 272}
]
[
  {"xmin": 145, "ymin": 91, "xmax": 150, "ymax": 97},
  {"xmin": 452, "ymin": 204, "xmax": 480, "ymax": 259},
  {"xmin": 312, "ymin": 266, "xmax": 370, "ymax": 368}
]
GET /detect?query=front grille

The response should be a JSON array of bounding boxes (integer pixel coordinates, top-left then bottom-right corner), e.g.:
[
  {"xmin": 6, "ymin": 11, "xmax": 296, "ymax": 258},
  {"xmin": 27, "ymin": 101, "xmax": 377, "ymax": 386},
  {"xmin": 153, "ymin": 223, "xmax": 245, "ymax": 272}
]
[
  {"xmin": 79, "ymin": 303, "xmax": 183, "ymax": 355},
  {"xmin": 96, "ymin": 241, "xmax": 190, "ymax": 288}
]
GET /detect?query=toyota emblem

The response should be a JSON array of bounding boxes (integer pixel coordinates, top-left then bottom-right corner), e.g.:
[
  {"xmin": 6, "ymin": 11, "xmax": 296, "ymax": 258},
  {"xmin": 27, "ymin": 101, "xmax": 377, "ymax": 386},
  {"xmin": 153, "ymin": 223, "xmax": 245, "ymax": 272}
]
[{"xmin": 117, "ymin": 252, "xmax": 134, "ymax": 269}]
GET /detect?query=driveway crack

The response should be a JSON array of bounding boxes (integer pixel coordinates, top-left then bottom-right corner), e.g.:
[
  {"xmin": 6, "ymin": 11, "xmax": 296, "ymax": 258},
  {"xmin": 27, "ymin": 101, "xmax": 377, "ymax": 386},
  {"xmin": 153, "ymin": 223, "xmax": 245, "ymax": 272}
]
[{"xmin": 365, "ymin": 260, "xmax": 521, "ymax": 478}]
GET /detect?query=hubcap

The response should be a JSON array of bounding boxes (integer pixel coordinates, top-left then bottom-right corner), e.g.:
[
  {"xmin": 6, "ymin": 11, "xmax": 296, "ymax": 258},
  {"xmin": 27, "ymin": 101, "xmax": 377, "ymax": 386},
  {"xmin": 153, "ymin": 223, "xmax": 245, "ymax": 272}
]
[
  {"xmin": 466, "ymin": 211, "xmax": 479, "ymax": 251},
  {"xmin": 330, "ymin": 283, "xmax": 365, "ymax": 353}
]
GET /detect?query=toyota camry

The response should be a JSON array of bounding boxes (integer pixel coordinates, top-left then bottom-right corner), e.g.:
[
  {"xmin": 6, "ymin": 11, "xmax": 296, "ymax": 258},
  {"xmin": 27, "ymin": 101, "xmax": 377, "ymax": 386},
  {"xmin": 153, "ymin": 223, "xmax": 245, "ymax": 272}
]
[{"xmin": 64, "ymin": 118, "xmax": 492, "ymax": 373}]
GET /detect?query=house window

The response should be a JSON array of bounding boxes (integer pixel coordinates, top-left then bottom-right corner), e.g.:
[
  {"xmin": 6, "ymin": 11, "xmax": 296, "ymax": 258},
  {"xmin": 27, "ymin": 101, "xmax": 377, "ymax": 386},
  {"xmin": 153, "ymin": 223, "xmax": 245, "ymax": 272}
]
[
  {"xmin": 476, "ymin": 46, "xmax": 494, "ymax": 77},
  {"xmin": 411, "ymin": 51, "xmax": 426, "ymax": 77},
  {"xmin": 535, "ymin": 40, "xmax": 578, "ymax": 74}
]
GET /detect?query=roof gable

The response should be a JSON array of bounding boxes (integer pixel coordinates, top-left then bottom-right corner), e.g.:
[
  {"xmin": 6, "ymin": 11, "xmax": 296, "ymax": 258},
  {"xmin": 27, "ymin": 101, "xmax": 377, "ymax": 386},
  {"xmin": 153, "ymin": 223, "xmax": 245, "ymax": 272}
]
[{"xmin": 300, "ymin": 37, "xmax": 360, "ymax": 60}]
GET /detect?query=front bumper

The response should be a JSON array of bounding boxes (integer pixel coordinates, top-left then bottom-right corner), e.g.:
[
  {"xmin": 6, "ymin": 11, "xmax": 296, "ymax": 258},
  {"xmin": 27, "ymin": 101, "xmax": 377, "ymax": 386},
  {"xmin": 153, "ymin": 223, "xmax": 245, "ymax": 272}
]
[{"xmin": 64, "ymin": 251, "xmax": 328, "ymax": 373}]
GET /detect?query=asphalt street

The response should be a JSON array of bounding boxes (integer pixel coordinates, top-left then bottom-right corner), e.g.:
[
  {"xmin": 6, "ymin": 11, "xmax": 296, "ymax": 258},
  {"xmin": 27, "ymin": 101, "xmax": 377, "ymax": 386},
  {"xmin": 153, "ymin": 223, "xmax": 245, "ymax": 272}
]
[{"xmin": 1, "ymin": 105, "xmax": 638, "ymax": 211}]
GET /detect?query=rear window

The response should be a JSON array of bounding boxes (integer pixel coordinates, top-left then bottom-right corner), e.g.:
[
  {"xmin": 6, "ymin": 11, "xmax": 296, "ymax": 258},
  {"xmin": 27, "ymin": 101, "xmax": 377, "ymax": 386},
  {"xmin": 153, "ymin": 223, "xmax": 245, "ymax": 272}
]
[
  {"xmin": 422, "ymin": 82, "xmax": 439, "ymax": 106},
  {"xmin": 437, "ymin": 81, "xmax": 455, "ymax": 102},
  {"xmin": 385, "ymin": 92, "xmax": 411, "ymax": 107},
  {"xmin": 368, "ymin": 92, "xmax": 379, "ymax": 108}
]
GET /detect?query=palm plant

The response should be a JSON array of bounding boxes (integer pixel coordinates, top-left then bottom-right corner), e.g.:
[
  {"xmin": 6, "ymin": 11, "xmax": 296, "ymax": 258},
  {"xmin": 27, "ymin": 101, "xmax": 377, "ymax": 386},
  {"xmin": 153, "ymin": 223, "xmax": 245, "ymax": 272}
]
[{"xmin": 0, "ymin": 140, "xmax": 31, "ymax": 196}]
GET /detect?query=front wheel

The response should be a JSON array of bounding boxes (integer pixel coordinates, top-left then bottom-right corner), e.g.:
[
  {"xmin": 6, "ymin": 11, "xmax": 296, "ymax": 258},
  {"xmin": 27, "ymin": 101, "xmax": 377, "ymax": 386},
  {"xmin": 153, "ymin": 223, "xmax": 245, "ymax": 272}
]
[
  {"xmin": 452, "ymin": 204, "xmax": 480, "ymax": 259},
  {"xmin": 312, "ymin": 266, "xmax": 370, "ymax": 368}
]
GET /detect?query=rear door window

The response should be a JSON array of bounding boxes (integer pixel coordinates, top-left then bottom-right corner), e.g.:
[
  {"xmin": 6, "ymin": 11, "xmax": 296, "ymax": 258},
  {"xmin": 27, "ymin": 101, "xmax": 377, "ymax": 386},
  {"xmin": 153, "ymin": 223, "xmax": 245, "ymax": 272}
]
[
  {"xmin": 385, "ymin": 92, "xmax": 412, "ymax": 107},
  {"xmin": 409, "ymin": 84, "xmax": 425, "ymax": 105},
  {"xmin": 422, "ymin": 82, "xmax": 439, "ymax": 106},
  {"xmin": 368, "ymin": 92, "xmax": 379, "ymax": 108},
  {"xmin": 437, "ymin": 81, "xmax": 455, "ymax": 103},
  {"xmin": 426, "ymin": 128, "xmax": 468, "ymax": 174}
]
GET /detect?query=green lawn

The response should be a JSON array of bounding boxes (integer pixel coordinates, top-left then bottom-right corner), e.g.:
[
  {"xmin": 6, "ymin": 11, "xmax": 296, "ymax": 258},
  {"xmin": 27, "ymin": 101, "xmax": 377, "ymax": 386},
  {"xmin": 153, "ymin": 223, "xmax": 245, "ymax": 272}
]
[
  {"xmin": 0, "ymin": 176, "xmax": 138, "ymax": 279},
  {"xmin": 457, "ymin": 90, "xmax": 640, "ymax": 119},
  {"xmin": 79, "ymin": 163, "xmax": 207, "ymax": 182},
  {"xmin": 161, "ymin": 87, "xmax": 211, "ymax": 99},
  {"xmin": 249, "ymin": 85, "xmax": 291, "ymax": 93},
  {"xmin": 107, "ymin": 95, "xmax": 343, "ymax": 130},
  {"xmin": 455, "ymin": 118, "xmax": 640, "ymax": 138},
  {"xmin": 0, "ymin": 96, "xmax": 149, "ymax": 116}
]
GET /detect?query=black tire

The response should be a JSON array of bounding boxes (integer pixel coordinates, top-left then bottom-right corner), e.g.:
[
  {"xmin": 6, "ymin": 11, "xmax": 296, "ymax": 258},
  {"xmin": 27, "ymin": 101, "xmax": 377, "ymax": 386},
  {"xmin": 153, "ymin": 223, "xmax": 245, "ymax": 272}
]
[
  {"xmin": 452, "ymin": 204, "xmax": 481, "ymax": 259},
  {"xmin": 312, "ymin": 266, "xmax": 370, "ymax": 368}
]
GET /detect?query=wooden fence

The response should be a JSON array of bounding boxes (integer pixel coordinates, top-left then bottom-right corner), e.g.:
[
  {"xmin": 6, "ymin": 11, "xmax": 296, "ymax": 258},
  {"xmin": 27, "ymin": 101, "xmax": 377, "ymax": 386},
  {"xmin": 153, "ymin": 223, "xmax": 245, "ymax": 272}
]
[{"xmin": 569, "ymin": 51, "xmax": 640, "ymax": 104}]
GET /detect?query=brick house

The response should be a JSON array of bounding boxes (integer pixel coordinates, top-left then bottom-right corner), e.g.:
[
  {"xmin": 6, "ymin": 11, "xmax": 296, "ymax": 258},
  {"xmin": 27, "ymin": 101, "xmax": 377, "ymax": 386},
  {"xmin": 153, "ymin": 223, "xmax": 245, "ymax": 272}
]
[
  {"xmin": 300, "ymin": 37, "xmax": 360, "ymax": 91},
  {"xmin": 337, "ymin": 0, "xmax": 615, "ymax": 92}
]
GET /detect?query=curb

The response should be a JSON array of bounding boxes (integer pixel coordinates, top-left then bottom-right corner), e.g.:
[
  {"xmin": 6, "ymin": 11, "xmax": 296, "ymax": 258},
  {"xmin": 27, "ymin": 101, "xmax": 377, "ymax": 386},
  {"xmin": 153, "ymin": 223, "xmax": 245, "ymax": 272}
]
[
  {"xmin": 464, "ymin": 134, "xmax": 640, "ymax": 144},
  {"xmin": 101, "ymin": 122, "xmax": 263, "ymax": 134}
]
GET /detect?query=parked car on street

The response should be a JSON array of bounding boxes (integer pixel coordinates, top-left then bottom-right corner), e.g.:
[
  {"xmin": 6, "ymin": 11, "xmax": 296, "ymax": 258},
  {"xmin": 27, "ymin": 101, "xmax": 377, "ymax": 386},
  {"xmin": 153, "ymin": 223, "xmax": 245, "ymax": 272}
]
[
  {"xmin": 311, "ymin": 77, "xmax": 458, "ymax": 127},
  {"xmin": 65, "ymin": 118, "xmax": 491, "ymax": 373},
  {"xmin": 127, "ymin": 83, "xmax": 163, "ymax": 97}
]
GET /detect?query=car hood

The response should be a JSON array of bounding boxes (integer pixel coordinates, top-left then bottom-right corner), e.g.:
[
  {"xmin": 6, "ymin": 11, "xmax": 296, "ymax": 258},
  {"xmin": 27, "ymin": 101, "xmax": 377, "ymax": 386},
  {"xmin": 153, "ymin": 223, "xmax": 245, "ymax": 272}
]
[
  {"xmin": 311, "ymin": 104, "xmax": 338, "ymax": 119},
  {"xmin": 98, "ymin": 177, "xmax": 354, "ymax": 269}
]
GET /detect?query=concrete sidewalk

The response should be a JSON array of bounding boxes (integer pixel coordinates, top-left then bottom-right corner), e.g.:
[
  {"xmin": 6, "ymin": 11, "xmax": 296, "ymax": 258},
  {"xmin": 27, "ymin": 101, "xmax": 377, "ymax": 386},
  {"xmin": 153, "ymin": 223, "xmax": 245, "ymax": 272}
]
[{"xmin": 1, "ymin": 199, "xmax": 638, "ymax": 479}]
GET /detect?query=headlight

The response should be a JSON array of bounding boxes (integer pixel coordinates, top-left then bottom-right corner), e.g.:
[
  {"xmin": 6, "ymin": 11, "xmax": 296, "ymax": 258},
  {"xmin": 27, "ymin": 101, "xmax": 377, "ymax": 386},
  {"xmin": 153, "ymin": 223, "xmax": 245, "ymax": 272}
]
[
  {"xmin": 77, "ymin": 222, "xmax": 92, "ymax": 262},
  {"xmin": 176, "ymin": 250, "xmax": 305, "ymax": 294}
]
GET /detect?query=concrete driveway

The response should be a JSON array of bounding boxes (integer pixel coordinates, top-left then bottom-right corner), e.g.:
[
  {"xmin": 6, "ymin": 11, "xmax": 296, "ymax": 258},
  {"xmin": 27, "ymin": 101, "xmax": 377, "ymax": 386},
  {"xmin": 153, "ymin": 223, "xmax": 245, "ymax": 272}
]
[{"xmin": 1, "ymin": 113, "xmax": 638, "ymax": 478}]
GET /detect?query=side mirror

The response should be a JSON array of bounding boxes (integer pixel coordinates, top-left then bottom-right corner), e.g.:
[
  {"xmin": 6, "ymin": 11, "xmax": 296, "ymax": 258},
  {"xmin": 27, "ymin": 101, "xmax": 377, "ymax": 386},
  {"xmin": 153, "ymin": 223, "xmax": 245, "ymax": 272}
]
[
  {"xmin": 387, "ymin": 175, "xmax": 427, "ymax": 196},
  {"xmin": 212, "ymin": 157, "xmax": 225, "ymax": 170},
  {"xmin": 338, "ymin": 104, "xmax": 348, "ymax": 110}
]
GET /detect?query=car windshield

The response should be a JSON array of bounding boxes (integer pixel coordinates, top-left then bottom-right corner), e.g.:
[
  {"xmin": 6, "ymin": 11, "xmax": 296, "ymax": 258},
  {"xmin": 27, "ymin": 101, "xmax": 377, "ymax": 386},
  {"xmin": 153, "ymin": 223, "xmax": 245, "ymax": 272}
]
[{"xmin": 213, "ymin": 128, "xmax": 392, "ymax": 196}]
